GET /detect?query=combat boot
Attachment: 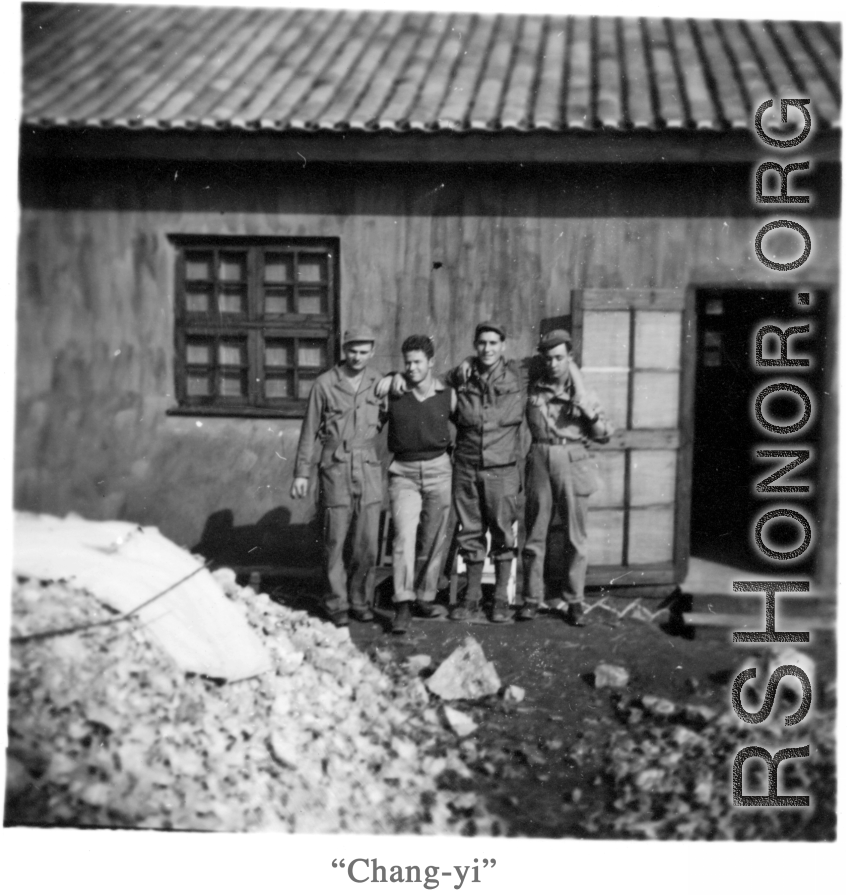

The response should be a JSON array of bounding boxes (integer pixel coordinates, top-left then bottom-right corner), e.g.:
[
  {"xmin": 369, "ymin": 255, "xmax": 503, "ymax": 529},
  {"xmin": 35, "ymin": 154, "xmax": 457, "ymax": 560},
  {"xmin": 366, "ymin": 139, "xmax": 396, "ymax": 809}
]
[
  {"xmin": 449, "ymin": 561, "xmax": 484, "ymax": 621},
  {"xmin": 392, "ymin": 601, "xmax": 413, "ymax": 634},
  {"xmin": 516, "ymin": 600, "xmax": 539, "ymax": 621},
  {"xmin": 567, "ymin": 599, "xmax": 594, "ymax": 627},
  {"xmin": 490, "ymin": 559, "xmax": 514, "ymax": 623}
]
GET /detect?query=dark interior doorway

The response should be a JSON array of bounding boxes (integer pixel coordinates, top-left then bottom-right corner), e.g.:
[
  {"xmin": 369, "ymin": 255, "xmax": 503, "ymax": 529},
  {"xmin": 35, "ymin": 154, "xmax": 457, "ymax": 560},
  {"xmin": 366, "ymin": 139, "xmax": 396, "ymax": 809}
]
[{"xmin": 690, "ymin": 288, "xmax": 821, "ymax": 574}]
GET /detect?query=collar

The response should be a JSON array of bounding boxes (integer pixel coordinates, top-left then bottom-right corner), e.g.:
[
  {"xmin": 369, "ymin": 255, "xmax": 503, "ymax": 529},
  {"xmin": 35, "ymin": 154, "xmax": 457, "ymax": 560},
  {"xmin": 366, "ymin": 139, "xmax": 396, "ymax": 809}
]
[
  {"xmin": 331, "ymin": 364, "xmax": 377, "ymax": 392},
  {"xmin": 534, "ymin": 373, "xmax": 573, "ymax": 396},
  {"xmin": 407, "ymin": 377, "xmax": 446, "ymax": 399},
  {"xmin": 473, "ymin": 357, "xmax": 504, "ymax": 380}
]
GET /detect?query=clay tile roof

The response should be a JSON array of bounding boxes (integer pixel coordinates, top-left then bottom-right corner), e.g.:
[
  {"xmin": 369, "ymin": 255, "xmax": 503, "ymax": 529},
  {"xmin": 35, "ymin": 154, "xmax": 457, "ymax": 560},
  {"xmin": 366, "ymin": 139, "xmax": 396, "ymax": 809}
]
[{"xmin": 21, "ymin": 3, "xmax": 841, "ymax": 133}]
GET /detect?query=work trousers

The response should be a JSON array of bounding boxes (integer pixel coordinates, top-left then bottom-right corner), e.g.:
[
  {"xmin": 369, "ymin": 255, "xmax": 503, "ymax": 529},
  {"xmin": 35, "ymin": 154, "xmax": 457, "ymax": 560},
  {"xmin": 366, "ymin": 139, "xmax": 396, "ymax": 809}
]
[
  {"xmin": 323, "ymin": 498, "xmax": 381, "ymax": 612},
  {"xmin": 522, "ymin": 443, "xmax": 597, "ymax": 605},
  {"xmin": 453, "ymin": 461, "xmax": 520, "ymax": 564},
  {"xmin": 321, "ymin": 448, "xmax": 382, "ymax": 612},
  {"xmin": 388, "ymin": 453, "xmax": 453, "ymax": 604}
]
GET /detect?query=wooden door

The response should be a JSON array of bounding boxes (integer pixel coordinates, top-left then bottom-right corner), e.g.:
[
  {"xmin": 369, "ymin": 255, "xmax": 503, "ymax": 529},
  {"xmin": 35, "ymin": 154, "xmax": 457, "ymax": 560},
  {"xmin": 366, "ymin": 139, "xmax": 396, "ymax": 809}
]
[{"xmin": 572, "ymin": 289, "xmax": 694, "ymax": 588}]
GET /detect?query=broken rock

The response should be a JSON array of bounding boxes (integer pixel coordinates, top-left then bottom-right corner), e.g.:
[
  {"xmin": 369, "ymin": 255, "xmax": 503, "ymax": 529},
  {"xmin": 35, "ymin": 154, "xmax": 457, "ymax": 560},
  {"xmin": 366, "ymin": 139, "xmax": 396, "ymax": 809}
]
[
  {"xmin": 405, "ymin": 654, "xmax": 432, "ymax": 674},
  {"xmin": 442, "ymin": 706, "xmax": 478, "ymax": 738},
  {"xmin": 426, "ymin": 637, "xmax": 501, "ymax": 701},
  {"xmin": 594, "ymin": 663, "xmax": 630, "ymax": 689},
  {"xmin": 502, "ymin": 684, "xmax": 525, "ymax": 704}
]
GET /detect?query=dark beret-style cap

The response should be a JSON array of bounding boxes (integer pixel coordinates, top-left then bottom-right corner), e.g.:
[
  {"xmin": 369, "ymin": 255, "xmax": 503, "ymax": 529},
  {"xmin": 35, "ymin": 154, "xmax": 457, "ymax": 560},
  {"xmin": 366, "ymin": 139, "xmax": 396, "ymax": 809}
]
[
  {"xmin": 342, "ymin": 325, "xmax": 376, "ymax": 345},
  {"xmin": 538, "ymin": 329, "xmax": 572, "ymax": 352},
  {"xmin": 474, "ymin": 320, "xmax": 507, "ymax": 341}
]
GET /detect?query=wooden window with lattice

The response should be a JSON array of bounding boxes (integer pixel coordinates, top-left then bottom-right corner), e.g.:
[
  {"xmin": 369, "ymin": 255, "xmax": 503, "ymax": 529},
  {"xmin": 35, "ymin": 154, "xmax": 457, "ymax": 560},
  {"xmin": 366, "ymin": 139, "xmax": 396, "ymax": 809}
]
[{"xmin": 168, "ymin": 236, "xmax": 339, "ymax": 417}]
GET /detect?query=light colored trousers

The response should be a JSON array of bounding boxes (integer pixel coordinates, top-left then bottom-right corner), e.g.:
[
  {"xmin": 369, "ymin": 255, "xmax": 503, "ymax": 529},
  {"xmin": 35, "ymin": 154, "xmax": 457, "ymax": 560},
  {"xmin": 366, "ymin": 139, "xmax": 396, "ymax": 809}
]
[
  {"xmin": 388, "ymin": 453, "xmax": 453, "ymax": 604},
  {"xmin": 522, "ymin": 442, "xmax": 598, "ymax": 604}
]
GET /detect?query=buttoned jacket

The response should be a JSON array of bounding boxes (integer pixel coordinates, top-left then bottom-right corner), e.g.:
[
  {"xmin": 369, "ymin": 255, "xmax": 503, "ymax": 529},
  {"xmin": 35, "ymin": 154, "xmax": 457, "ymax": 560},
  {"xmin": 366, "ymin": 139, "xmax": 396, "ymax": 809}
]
[
  {"xmin": 294, "ymin": 365, "xmax": 386, "ymax": 503},
  {"xmin": 446, "ymin": 358, "xmax": 526, "ymax": 468}
]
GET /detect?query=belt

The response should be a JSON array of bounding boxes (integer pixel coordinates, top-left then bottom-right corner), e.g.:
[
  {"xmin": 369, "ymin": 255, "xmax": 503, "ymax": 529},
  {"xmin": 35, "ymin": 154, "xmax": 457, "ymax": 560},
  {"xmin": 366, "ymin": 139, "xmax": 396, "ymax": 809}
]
[{"xmin": 532, "ymin": 436, "xmax": 580, "ymax": 446}]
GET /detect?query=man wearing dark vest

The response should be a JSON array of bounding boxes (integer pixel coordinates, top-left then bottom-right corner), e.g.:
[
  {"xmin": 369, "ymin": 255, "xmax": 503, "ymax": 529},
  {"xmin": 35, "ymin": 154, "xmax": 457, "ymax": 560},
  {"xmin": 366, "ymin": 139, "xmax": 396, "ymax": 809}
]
[
  {"xmin": 291, "ymin": 326, "xmax": 386, "ymax": 627},
  {"xmin": 386, "ymin": 335, "xmax": 457, "ymax": 634}
]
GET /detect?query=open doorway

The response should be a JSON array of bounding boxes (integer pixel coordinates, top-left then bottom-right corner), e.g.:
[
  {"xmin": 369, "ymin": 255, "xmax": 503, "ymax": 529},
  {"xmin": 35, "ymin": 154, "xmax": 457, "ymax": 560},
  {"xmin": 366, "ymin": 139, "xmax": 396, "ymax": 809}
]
[{"xmin": 689, "ymin": 288, "xmax": 822, "ymax": 574}]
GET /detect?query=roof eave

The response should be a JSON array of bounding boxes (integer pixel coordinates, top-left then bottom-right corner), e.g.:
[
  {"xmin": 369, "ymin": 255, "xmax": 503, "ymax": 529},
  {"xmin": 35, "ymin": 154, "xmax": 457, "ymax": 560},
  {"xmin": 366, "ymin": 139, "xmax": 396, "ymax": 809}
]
[{"xmin": 19, "ymin": 123, "xmax": 842, "ymax": 165}]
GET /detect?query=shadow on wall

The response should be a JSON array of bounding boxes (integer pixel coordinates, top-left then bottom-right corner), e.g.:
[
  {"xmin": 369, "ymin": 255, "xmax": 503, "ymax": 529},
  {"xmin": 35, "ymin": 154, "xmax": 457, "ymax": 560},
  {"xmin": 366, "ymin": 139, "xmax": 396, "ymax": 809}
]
[{"xmin": 192, "ymin": 507, "xmax": 323, "ymax": 572}]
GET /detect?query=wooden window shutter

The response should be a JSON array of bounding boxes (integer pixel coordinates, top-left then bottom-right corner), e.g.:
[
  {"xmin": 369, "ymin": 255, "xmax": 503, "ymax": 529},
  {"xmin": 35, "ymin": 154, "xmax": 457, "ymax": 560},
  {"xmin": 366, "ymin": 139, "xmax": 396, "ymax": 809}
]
[{"xmin": 571, "ymin": 289, "xmax": 695, "ymax": 588}]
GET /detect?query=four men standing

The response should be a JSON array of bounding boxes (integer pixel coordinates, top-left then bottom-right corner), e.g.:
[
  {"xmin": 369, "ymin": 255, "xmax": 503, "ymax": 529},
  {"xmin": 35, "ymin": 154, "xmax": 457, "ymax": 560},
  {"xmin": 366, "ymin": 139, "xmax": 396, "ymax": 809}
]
[{"xmin": 292, "ymin": 320, "xmax": 612, "ymax": 631}]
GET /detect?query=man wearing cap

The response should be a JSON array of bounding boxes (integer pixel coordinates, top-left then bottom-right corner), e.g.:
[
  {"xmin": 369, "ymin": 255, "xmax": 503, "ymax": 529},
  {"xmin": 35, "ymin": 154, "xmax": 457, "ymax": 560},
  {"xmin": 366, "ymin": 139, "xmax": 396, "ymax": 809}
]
[
  {"xmin": 291, "ymin": 326, "xmax": 386, "ymax": 626},
  {"xmin": 442, "ymin": 321, "xmax": 526, "ymax": 623},
  {"xmin": 519, "ymin": 329, "xmax": 613, "ymax": 626}
]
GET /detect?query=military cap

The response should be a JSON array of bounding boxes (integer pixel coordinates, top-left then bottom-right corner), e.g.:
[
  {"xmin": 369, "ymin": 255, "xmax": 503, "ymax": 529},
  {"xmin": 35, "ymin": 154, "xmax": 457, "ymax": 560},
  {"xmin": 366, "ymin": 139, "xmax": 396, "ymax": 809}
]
[
  {"xmin": 342, "ymin": 325, "xmax": 376, "ymax": 346},
  {"xmin": 474, "ymin": 320, "xmax": 507, "ymax": 341},
  {"xmin": 538, "ymin": 329, "xmax": 572, "ymax": 352}
]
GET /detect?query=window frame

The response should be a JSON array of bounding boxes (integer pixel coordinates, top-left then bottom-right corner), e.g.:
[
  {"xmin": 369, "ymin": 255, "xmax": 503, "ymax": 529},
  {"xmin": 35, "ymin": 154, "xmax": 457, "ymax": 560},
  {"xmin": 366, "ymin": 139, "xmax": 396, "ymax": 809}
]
[{"xmin": 167, "ymin": 235, "xmax": 340, "ymax": 418}]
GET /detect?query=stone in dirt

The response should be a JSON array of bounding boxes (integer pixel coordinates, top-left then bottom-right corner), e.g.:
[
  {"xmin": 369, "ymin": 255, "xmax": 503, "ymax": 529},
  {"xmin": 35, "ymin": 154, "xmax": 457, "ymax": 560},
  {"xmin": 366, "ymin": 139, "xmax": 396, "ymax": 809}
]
[
  {"xmin": 405, "ymin": 654, "xmax": 432, "ymax": 674},
  {"xmin": 425, "ymin": 636, "xmax": 501, "ymax": 700},
  {"xmin": 502, "ymin": 684, "xmax": 525, "ymax": 703},
  {"xmin": 683, "ymin": 704, "xmax": 717, "ymax": 726},
  {"xmin": 594, "ymin": 663, "xmax": 630, "ymax": 689},
  {"xmin": 442, "ymin": 706, "xmax": 478, "ymax": 738},
  {"xmin": 641, "ymin": 695, "xmax": 678, "ymax": 717}
]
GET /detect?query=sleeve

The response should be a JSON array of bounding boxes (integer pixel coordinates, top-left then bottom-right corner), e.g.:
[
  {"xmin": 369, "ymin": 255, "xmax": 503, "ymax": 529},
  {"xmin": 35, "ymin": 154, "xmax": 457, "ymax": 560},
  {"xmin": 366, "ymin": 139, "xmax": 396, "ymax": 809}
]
[
  {"xmin": 443, "ymin": 365, "xmax": 461, "ymax": 389},
  {"xmin": 513, "ymin": 356, "xmax": 539, "ymax": 394},
  {"xmin": 580, "ymin": 389, "xmax": 614, "ymax": 443},
  {"xmin": 293, "ymin": 381, "xmax": 326, "ymax": 479},
  {"xmin": 374, "ymin": 375, "xmax": 390, "ymax": 432}
]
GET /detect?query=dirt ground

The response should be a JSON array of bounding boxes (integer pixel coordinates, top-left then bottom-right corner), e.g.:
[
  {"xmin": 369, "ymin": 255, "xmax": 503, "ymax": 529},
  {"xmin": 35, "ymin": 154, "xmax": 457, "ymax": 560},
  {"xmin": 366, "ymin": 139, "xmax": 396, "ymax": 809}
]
[{"xmin": 278, "ymin": 582, "xmax": 836, "ymax": 839}]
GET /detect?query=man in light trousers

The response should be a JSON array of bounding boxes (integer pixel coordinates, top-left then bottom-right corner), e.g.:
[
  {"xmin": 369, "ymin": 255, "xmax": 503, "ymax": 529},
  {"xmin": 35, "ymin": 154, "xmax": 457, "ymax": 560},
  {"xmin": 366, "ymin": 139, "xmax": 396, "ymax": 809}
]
[
  {"xmin": 520, "ymin": 329, "xmax": 613, "ymax": 626},
  {"xmin": 385, "ymin": 335, "xmax": 456, "ymax": 633}
]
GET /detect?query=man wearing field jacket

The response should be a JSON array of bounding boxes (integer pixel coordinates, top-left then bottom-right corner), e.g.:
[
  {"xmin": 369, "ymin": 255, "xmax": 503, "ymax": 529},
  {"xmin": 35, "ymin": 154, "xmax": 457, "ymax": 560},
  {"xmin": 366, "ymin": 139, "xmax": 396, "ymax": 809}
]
[
  {"xmin": 444, "ymin": 321, "xmax": 525, "ymax": 623},
  {"xmin": 291, "ymin": 326, "xmax": 386, "ymax": 626},
  {"xmin": 519, "ymin": 329, "xmax": 613, "ymax": 626}
]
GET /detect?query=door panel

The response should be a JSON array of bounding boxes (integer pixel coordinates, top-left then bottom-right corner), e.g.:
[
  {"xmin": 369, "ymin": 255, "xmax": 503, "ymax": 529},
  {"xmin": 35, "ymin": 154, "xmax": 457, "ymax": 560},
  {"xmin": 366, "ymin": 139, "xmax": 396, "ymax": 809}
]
[{"xmin": 572, "ymin": 288, "xmax": 693, "ymax": 587}]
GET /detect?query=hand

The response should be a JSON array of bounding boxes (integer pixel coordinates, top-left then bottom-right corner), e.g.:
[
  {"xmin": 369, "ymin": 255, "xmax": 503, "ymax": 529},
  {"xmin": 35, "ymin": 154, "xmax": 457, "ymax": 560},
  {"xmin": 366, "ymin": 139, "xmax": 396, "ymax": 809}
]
[
  {"xmin": 375, "ymin": 375, "xmax": 393, "ymax": 398},
  {"xmin": 575, "ymin": 399, "xmax": 599, "ymax": 422},
  {"xmin": 290, "ymin": 477, "xmax": 310, "ymax": 499},
  {"xmin": 458, "ymin": 356, "xmax": 474, "ymax": 383},
  {"xmin": 389, "ymin": 372, "xmax": 408, "ymax": 397}
]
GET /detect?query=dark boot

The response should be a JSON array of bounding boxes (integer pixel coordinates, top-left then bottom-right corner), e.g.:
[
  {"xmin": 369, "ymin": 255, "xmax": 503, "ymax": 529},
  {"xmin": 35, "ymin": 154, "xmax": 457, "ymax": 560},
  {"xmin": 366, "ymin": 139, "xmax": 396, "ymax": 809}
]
[
  {"xmin": 349, "ymin": 605, "xmax": 374, "ymax": 622},
  {"xmin": 450, "ymin": 561, "xmax": 484, "ymax": 620},
  {"xmin": 567, "ymin": 600, "xmax": 594, "ymax": 627},
  {"xmin": 392, "ymin": 601, "xmax": 413, "ymax": 634},
  {"xmin": 517, "ymin": 600, "xmax": 538, "ymax": 621},
  {"xmin": 490, "ymin": 560, "xmax": 513, "ymax": 622}
]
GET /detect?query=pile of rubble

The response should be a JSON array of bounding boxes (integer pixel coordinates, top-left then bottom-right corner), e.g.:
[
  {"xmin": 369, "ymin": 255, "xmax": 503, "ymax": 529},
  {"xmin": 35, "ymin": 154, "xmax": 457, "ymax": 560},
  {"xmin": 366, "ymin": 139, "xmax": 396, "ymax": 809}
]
[
  {"xmin": 6, "ymin": 568, "xmax": 504, "ymax": 834},
  {"xmin": 577, "ymin": 689, "xmax": 836, "ymax": 840}
]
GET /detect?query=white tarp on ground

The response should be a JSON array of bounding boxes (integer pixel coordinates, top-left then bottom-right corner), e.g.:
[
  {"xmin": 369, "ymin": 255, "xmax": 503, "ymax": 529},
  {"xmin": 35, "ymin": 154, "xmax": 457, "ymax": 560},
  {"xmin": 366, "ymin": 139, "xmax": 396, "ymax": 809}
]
[{"xmin": 13, "ymin": 512, "xmax": 272, "ymax": 681}]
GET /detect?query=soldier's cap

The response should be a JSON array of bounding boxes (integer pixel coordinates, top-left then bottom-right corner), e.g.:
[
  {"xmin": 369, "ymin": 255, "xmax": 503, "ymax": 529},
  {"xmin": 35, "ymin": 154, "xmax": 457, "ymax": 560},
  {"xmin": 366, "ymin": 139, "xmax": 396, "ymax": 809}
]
[
  {"xmin": 474, "ymin": 320, "xmax": 507, "ymax": 341},
  {"xmin": 538, "ymin": 329, "xmax": 572, "ymax": 352},
  {"xmin": 341, "ymin": 326, "xmax": 376, "ymax": 346}
]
